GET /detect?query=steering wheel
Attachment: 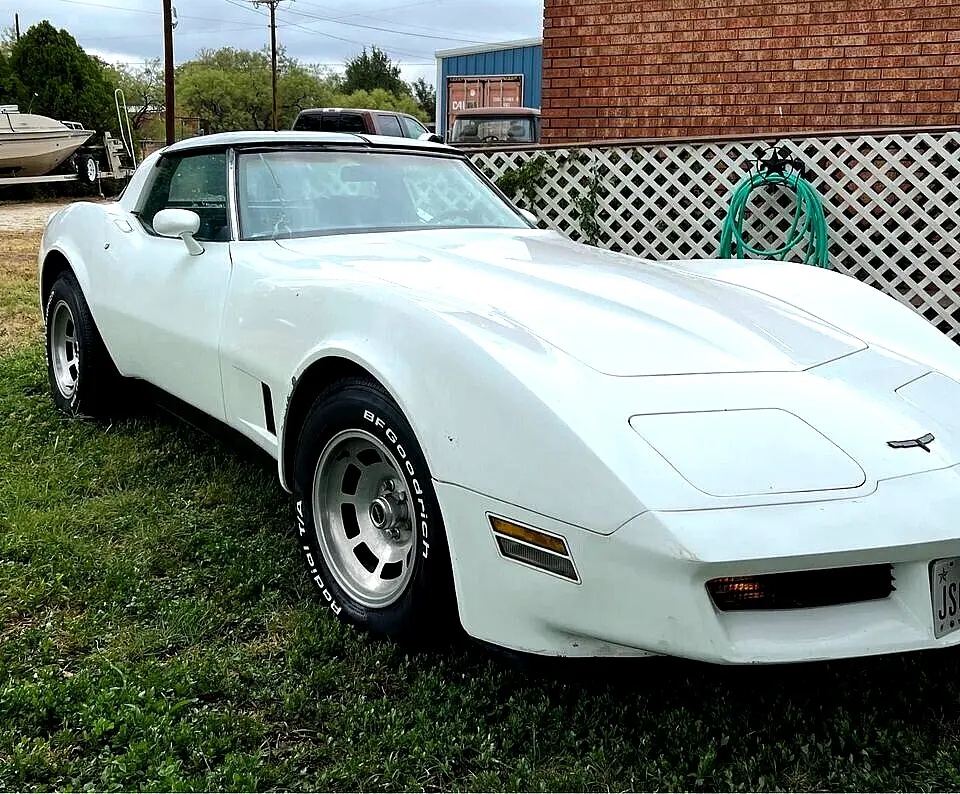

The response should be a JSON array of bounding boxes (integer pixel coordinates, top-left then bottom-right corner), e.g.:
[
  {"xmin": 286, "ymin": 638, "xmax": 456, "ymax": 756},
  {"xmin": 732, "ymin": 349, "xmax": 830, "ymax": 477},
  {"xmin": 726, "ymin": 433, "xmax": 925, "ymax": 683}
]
[{"xmin": 482, "ymin": 135, "xmax": 501, "ymax": 142}]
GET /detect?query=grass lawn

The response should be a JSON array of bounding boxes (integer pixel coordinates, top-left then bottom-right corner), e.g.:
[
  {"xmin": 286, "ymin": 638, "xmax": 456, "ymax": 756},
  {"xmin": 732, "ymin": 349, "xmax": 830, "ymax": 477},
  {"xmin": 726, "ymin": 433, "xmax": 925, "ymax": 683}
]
[
  {"xmin": 0, "ymin": 231, "xmax": 43, "ymax": 356},
  {"xmin": 4, "ymin": 226, "xmax": 960, "ymax": 790}
]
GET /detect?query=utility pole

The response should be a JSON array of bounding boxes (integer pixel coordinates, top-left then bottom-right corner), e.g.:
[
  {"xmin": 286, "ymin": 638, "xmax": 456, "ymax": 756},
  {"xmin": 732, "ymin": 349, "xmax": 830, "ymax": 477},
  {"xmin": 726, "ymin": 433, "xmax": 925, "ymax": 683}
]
[
  {"xmin": 253, "ymin": 0, "xmax": 286, "ymax": 131},
  {"xmin": 162, "ymin": 0, "xmax": 176, "ymax": 146},
  {"xmin": 14, "ymin": 13, "xmax": 20, "ymax": 40}
]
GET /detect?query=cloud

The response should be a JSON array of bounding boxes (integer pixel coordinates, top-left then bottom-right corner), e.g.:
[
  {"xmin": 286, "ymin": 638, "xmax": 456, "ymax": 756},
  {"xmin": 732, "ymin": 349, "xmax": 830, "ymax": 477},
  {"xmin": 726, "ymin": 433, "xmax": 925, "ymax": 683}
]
[{"xmin": 15, "ymin": 0, "xmax": 543, "ymax": 85}]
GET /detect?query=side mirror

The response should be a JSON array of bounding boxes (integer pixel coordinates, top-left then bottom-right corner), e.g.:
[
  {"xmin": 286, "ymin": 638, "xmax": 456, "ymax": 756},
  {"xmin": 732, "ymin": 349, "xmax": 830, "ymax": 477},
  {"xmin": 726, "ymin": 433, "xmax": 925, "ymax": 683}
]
[
  {"xmin": 418, "ymin": 132, "xmax": 445, "ymax": 144},
  {"xmin": 153, "ymin": 208, "xmax": 204, "ymax": 255},
  {"xmin": 518, "ymin": 208, "xmax": 538, "ymax": 226}
]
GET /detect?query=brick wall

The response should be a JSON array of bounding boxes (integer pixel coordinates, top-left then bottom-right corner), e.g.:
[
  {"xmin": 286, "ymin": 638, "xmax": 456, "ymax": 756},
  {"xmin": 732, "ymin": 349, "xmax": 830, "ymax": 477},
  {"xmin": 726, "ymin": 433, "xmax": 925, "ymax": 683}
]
[{"xmin": 541, "ymin": 0, "xmax": 960, "ymax": 141}]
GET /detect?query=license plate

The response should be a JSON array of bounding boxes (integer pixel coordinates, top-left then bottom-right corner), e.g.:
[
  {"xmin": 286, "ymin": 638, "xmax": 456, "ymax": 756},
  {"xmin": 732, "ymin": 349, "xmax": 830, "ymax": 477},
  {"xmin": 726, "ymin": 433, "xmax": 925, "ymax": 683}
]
[{"xmin": 932, "ymin": 558, "xmax": 960, "ymax": 638}]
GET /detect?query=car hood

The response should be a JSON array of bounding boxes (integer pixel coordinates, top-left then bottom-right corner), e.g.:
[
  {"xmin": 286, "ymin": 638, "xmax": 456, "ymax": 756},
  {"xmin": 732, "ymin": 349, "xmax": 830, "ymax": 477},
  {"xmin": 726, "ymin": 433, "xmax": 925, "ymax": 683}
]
[{"xmin": 276, "ymin": 229, "xmax": 866, "ymax": 376}]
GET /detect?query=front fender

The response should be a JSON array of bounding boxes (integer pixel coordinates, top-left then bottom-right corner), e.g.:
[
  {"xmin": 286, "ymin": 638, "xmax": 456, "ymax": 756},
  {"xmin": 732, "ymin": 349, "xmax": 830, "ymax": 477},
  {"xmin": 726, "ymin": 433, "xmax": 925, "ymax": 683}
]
[
  {"xmin": 39, "ymin": 202, "xmax": 115, "ymax": 311},
  {"xmin": 219, "ymin": 263, "xmax": 650, "ymax": 535}
]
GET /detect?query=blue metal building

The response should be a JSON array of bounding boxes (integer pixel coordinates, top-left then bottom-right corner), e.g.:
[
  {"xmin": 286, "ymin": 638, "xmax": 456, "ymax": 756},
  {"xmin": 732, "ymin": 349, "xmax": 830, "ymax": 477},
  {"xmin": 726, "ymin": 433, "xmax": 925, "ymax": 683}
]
[{"xmin": 434, "ymin": 38, "xmax": 543, "ymax": 137}]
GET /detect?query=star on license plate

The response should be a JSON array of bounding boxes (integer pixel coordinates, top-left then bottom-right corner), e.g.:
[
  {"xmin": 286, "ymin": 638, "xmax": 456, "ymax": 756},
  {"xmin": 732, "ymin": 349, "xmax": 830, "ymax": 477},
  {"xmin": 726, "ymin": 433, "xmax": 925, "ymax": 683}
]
[{"xmin": 932, "ymin": 558, "xmax": 960, "ymax": 638}]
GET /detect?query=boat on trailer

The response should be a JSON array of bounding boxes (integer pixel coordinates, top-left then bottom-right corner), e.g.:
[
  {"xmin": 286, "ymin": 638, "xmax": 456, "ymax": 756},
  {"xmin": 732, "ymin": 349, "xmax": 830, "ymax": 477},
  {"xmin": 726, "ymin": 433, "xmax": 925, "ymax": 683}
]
[
  {"xmin": 0, "ymin": 93, "xmax": 139, "ymax": 189},
  {"xmin": 0, "ymin": 105, "xmax": 95, "ymax": 177}
]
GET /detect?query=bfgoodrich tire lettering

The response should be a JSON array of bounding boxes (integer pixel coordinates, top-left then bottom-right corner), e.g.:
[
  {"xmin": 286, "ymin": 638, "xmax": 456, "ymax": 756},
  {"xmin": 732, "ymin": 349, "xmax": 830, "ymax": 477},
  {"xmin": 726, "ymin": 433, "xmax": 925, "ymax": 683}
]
[
  {"xmin": 293, "ymin": 377, "xmax": 455, "ymax": 639},
  {"xmin": 44, "ymin": 271, "xmax": 122, "ymax": 418}
]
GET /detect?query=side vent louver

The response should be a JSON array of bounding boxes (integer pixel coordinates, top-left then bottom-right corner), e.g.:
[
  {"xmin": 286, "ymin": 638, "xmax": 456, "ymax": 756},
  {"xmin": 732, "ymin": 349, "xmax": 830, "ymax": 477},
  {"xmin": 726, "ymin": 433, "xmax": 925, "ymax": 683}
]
[{"xmin": 261, "ymin": 382, "xmax": 276, "ymax": 436}]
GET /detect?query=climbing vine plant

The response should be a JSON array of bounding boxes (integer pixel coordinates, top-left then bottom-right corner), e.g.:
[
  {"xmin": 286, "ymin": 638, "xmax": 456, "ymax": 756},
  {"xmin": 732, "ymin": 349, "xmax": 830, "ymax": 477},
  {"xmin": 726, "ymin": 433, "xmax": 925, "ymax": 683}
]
[
  {"xmin": 491, "ymin": 149, "xmax": 609, "ymax": 246},
  {"xmin": 572, "ymin": 154, "xmax": 607, "ymax": 246},
  {"xmin": 495, "ymin": 155, "xmax": 552, "ymax": 211}
]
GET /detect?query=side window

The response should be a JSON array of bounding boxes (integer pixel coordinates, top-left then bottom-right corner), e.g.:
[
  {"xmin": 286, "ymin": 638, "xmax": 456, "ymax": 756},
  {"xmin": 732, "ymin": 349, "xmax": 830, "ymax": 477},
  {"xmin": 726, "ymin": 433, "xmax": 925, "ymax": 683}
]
[
  {"xmin": 339, "ymin": 113, "xmax": 367, "ymax": 133},
  {"xmin": 376, "ymin": 114, "xmax": 403, "ymax": 137},
  {"xmin": 138, "ymin": 152, "xmax": 229, "ymax": 242},
  {"xmin": 400, "ymin": 115, "xmax": 428, "ymax": 138}
]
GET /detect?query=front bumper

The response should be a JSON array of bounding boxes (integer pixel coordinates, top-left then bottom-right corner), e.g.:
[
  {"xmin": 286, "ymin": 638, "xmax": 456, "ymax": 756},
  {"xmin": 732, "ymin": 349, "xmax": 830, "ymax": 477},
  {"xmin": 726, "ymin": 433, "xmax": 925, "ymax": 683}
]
[{"xmin": 436, "ymin": 463, "xmax": 960, "ymax": 663}]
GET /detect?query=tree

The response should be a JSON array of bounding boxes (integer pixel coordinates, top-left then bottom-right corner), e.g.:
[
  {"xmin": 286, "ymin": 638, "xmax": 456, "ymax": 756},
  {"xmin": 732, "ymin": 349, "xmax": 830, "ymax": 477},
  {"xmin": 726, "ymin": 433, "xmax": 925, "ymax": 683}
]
[
  {"xmin": 0, "ymin": 25, "xmax": 15, "ymax": 56},
  {"xmin": 277, "ymin": 60, "xmax": 340, "ymax": 119},
  {"xmin": 335, "ymin": 88, "xmax": 425, "ymax": 119},
  {"xmin": 177, "ymin": 47, "xmax": 273, "ymax": 132},
  {"xmin": 177, "ymin": 47, "xmax": 341, "ymax": 133},
  {"xmin": 8, "ymin": 21, "xmax": 116, "ymax": 132},
  {"xmin": 0, "ymin": 51, "xmax": 15, "ymax": 103},
  {"xmin": 410, "ymin": 77, "xmax": 436, "ymax": 121},
  {"xmin": 342, "ymin": 46, "xmax": 410, "ymax": 97},
  {"xmin": 108, "ymin": 59, "xmax": 164, "ymax": 129},
  {"xmin": 174, "ymin": 46, "xmax": 425, "ymax": 135}
]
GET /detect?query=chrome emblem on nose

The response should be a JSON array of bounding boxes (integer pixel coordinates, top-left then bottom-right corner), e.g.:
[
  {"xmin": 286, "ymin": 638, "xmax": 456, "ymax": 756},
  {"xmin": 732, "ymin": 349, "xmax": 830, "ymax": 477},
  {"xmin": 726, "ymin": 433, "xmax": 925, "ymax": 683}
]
[{"xmin": 887, "ymin": 432, "xmax": 935, "ymax": 452}]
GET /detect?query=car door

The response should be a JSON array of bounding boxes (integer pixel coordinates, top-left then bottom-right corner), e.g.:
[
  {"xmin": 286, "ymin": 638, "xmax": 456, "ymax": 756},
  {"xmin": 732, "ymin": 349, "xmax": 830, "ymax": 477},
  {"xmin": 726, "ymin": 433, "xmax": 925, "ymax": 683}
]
[{"xmin": 95, "ymin": 149, "xmax": 233, "ymax": 421}]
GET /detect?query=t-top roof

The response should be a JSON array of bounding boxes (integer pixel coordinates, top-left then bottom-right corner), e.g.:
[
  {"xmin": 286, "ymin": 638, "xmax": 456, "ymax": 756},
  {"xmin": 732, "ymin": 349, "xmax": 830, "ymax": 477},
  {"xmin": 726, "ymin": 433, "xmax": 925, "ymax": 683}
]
[{"xmin": 161, "ymin": 130, "xmax": 456, "ymax": 155}]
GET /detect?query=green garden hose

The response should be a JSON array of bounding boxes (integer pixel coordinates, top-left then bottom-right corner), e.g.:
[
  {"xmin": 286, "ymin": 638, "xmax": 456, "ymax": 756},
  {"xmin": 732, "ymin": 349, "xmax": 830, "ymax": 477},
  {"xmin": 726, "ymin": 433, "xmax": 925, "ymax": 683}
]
[{"xmin": 718, "ymin": 169, "xmax": 830, "ymax": 268}]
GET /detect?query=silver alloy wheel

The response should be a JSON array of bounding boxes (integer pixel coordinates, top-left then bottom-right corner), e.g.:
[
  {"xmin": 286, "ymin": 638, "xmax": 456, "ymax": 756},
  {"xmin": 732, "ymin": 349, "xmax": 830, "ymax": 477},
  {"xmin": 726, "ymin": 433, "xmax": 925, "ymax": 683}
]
[
  {"xmin": 50, "ymin": 299, "xmax": 80, "ymax": 399},
  {"xmin": 312, "ymin": 429, "xmax": 416, "ymax": 608}
]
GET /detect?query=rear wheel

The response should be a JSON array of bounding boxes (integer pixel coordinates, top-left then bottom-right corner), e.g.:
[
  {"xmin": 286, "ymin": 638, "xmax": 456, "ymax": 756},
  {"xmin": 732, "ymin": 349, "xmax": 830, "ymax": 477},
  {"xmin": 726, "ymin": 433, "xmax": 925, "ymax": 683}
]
[
  {"xmin": 293, "ymin": 377, "xmax": 456, "ymax": 639},
  {"xmin": 45, "ymin": 272, "xmax": 122, "ymax": 418}
]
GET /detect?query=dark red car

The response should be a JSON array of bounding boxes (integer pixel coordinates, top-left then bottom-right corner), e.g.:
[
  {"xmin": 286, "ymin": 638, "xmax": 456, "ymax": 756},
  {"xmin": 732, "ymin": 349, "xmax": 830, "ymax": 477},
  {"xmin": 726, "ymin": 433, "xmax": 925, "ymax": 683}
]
[{"xmin": 292, "ymin": 107, "xmax": 439, "ymax": 141}]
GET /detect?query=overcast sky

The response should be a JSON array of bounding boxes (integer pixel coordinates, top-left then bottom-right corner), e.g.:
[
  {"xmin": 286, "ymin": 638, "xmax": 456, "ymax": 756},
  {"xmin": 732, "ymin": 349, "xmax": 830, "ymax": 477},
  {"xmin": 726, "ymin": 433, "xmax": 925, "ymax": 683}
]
[{"xmin": 11, "ymin": 0, "xmax": 543, "ymax": 84}]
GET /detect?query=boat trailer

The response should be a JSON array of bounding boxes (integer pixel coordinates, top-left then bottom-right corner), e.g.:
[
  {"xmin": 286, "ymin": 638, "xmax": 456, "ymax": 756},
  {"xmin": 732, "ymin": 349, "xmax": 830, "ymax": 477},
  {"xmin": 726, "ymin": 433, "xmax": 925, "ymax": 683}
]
[
  {"xmin": 0, "ymin": 90, "xmax": 139, "ymax": 191},
  {"xmin": 0, "ymin": 131, "xmax": 135, "ymax": 189}
]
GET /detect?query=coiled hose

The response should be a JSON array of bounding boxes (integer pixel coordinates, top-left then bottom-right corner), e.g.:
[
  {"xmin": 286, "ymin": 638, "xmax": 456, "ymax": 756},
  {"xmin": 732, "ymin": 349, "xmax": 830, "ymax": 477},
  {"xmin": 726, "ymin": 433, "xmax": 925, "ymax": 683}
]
[{"xmin": 718, "ymin": 169, "xmax": 830, "ymax": 268}]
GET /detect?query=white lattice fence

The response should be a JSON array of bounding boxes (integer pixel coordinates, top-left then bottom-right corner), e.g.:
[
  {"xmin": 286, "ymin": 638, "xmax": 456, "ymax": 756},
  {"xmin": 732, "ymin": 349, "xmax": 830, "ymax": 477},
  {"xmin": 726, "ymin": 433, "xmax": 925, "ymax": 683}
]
[{"xmin": 469, "ymin": 130, "xmax": 960, "ymax": 341}]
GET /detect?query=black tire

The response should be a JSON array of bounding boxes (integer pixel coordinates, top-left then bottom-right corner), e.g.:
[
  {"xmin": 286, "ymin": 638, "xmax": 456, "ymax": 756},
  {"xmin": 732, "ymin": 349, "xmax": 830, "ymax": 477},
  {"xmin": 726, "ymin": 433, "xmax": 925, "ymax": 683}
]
[
  {"xmin": 293, "ymin": 377, "xmax": 456, "ymax": 639},
  {"xmin": 44, "ymin": 271, "xmax": 122, "ymax": 418},
  {"xmin": 77, "ymin": 154, "xmax": 98, "ymax": 184}
]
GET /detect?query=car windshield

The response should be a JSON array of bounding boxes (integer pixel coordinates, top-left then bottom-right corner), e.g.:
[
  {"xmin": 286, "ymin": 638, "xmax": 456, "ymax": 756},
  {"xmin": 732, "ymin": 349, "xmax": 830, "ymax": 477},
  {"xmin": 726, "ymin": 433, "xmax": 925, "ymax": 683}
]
[
  {"xmin": 237, "ymin": 149, "xmax": 527, "ymax": 240},
  {"xmin": 449, "ymin": 116, "xmax": 536, "ymax": 144}
]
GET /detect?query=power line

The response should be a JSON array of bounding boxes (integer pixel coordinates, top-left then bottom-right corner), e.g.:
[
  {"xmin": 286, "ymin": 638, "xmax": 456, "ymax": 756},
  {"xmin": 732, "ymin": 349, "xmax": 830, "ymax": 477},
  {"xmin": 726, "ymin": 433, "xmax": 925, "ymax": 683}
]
[
  {"xmin": 223, "ymin": 0, "xmax": 268, "ymax": 17},
  {"xmin": 84, "ymin": 24, "xmax": 266, "ymax": 43},
  {"xmin": 294, "ymin": 0, "xmax": 446, "ymax": 24},
  {"xmin": 294, "ymin": 0, "xmax": 478, "ymax": 39},
  {"xmin": 279, "ymin": 4, "xmax": 492, "ymax": 43},
  {"xmin": 53, "ymin": 0, "xmax": 265, "ymax": 27},
  {"xmin": 278, "ymin": 15, "xmax": 434, "ymax": 60},
  {"xmin": 219, "ymin": 0, "xmax": 443, "ymax": 61}
]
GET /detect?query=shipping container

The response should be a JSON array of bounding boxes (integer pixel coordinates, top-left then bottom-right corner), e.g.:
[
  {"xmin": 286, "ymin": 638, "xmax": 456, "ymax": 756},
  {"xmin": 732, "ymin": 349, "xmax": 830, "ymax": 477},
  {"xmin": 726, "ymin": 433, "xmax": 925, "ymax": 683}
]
[{"xmin": 434, "ymin": 38, "xmax": 543, "ymax": 137}]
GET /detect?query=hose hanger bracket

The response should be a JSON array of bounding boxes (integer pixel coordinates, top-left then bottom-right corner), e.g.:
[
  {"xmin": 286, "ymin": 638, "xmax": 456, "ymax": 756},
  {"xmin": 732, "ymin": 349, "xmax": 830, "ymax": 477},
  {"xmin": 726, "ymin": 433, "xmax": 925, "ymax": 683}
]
[
  {"xmin": 753, "ymin": 143, "xmax": 810, "ymax": 182},
  {"xmin": 717, "ymin": 143, "xmax": 830, "ymax": 269}
]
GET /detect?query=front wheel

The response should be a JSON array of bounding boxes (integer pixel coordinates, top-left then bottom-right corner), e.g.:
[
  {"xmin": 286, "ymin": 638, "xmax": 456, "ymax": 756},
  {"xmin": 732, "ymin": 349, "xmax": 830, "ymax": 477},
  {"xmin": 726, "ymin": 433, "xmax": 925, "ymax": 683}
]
[
  {"xmin": 293, "ymin": 377, "xmax": 456, "ymax": 639},
  {"xmin": 45, "ymin": 272, "xmax": 122, "ymax": 418}
]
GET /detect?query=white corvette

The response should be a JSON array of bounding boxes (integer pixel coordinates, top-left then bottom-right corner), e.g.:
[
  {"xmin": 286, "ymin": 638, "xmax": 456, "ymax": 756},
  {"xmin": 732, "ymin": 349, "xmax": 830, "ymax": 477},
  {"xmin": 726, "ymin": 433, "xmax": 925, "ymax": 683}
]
[{"xmin": 38, "ymin": 131, "xmax": 960, "ymax": 663}]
